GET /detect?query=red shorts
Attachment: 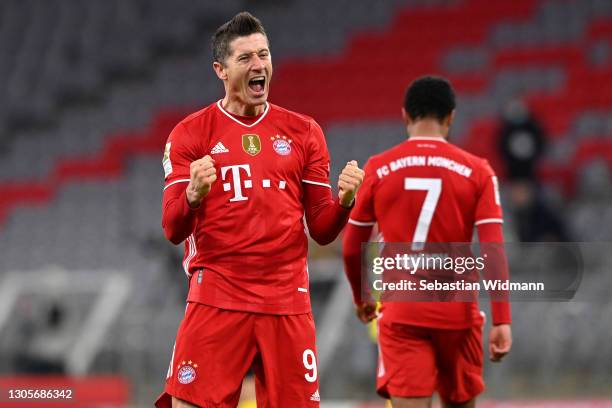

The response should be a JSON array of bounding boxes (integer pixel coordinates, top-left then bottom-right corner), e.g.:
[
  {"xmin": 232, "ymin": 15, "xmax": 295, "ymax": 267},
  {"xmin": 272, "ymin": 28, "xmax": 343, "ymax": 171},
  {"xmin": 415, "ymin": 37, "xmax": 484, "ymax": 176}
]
[
  {"xmin": 155, "ymin": 302, "xmax": 320, "ymax": 408},
  {"xmin": 377, "ymin": 316, "xmax": 484, "ymax": 404}
]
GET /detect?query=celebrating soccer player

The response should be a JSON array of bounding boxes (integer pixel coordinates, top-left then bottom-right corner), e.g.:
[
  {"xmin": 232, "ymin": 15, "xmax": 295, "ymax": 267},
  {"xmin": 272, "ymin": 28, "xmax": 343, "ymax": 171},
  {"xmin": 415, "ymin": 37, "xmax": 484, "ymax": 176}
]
[
  {"xmin": 155, "ymin": 12, "xmax": 364, "ymax": 408},
  {"xmin": 343, "ymin": 77, "xmax": 512, "ymax": 408}
]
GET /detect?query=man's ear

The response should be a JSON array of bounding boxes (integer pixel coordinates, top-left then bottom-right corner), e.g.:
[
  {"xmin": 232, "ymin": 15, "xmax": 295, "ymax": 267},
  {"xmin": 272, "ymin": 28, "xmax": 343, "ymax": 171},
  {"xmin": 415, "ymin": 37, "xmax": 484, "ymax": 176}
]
[{"xmin": 213, "ymin": 61, "xmax": 227, "ymax": 81}]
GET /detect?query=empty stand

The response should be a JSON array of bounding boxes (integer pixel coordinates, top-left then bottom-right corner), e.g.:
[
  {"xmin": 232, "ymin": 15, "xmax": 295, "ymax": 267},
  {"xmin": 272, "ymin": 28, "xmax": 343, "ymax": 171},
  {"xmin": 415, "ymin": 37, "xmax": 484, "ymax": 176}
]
[{"xmin": 0, "ymin": 0, "xmax": 611, "ymax": 402}]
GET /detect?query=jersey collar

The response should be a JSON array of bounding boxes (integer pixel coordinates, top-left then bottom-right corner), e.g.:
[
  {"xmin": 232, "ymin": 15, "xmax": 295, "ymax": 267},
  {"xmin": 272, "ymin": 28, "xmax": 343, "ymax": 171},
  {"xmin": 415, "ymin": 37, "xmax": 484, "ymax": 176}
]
[
  {"xmin": 216, "ymin": 100, "xmax": 270, "ymax": 128},
  {"xmin": 408, "ymin": 136, "xmax": 448, "ymax": 143}
]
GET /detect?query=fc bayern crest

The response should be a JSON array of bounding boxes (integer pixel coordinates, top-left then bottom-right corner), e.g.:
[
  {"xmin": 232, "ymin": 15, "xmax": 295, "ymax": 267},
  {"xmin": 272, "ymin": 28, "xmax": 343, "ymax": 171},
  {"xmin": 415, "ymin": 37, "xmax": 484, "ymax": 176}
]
[
  {"xmin": 177, "ymin": 361, "xmax": 197, "ymax": 384},
  {"xmin": 271, "ymin": 135, "xmax": 292, "ymax": 156}
]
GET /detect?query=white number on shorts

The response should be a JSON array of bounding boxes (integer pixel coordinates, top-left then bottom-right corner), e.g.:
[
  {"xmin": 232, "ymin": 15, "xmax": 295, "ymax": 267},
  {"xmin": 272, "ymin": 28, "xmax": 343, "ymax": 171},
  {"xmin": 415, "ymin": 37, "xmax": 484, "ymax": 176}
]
[{"xmin": 302, "ymin": 349, "xmax": 318, "ymax": 383}]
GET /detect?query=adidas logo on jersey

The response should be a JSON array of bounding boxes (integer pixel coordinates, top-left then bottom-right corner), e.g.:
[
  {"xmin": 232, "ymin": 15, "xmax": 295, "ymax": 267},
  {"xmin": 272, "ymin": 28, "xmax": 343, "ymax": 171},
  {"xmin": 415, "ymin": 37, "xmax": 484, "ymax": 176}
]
[
  {"xmin": 310, "ymin": 390, "xmax": 320, "ymax": 402},
  {"xmin": 211, "ymin": 142, "xmax": 229, "ymax": 154}
]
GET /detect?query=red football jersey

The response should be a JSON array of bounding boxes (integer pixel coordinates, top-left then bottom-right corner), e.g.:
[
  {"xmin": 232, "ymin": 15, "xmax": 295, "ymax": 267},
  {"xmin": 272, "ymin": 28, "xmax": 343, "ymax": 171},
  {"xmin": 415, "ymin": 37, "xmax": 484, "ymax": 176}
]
[
  {"xmin": 162, "ymin": 101, "xmax": 331, "ymax": 314},
  {"xmin": 349, "ymin": 137, "xmax": 503, "ymax": 328}
]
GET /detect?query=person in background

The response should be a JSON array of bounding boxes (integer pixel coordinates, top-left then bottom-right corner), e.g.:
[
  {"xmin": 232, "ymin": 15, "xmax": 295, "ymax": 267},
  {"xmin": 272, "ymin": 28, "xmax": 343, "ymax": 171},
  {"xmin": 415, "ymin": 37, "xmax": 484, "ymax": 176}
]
[
  {"xmin": 499, "ymin": 99, "xmax": 569, "ymax": 241},
  {"xmin": 343, "ymin": 77, "xmax": 512, "ymax": 408},
  {"xmin": 498, "ymin": 98, "xmax": 546, "ymax": 182}
]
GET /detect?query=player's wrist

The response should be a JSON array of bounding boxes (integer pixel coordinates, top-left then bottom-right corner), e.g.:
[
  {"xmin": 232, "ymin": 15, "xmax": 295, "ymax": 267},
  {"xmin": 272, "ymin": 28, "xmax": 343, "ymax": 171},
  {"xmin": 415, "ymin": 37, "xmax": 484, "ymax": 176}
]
[
  {"xmin": 354, "ymin": 292, "xmax": 374, "ymax": 306},
  {"xmin": 185, "ymin": 185, "xmax": 204, "ymax": 208},
  {"xmin": 338, "ymin": 194, "xmax": 355, "ymax": 209}
]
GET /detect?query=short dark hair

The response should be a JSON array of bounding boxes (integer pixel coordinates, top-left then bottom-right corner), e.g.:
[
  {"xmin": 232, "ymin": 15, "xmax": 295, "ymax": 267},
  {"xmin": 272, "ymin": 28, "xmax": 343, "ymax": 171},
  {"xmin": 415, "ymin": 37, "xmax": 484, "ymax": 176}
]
[
  {"xmin": 404, "ymin": 76, "xmax": 456, "ymax": 122},
  {"xmin": 211, "ymin": 12, "xmax": 267, "ymax": 64}
]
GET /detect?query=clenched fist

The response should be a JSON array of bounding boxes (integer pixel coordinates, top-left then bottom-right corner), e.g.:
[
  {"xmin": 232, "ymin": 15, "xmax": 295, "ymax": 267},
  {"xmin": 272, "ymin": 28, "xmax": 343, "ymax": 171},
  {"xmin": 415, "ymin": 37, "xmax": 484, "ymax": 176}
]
[
  {"xmin": 186, "ymin": 155, "xmax": 217, "ymax": 207},
  {"xmin": 338, "ymin": 160, "xmax": 365, "ymax": 208},
  {"xmin": 355, "ymin": 300, "xmax": 378, "ymax": 324},
  {"xmin": 489, "ymin": 324, "xmax": 512, "ymax": 362}
]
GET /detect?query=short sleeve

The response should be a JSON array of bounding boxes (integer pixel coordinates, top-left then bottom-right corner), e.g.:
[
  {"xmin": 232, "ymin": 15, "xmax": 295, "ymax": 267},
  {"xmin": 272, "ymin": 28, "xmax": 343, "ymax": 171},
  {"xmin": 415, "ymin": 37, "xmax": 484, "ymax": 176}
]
[
  {"xmin": 302, "ymin": 120, "xmax": 331, "ymax": 187},
  {"xmin": 163, "ymin": 123, "xmax": 197, "ymax": 190},
  {"xmin": 474, "ymin": 160, "xmax": 503, "ymax": 226},
  {"xmin": 348, "ymin": 159, "xmax": 377, "ymax": 227}
]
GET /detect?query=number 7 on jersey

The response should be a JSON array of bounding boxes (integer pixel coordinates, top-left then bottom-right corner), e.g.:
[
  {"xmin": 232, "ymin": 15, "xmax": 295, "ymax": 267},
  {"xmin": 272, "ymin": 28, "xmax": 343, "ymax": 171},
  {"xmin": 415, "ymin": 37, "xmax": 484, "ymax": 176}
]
[{"xmin": 404, "ymin": 178, "xmax": 442, "ymax": 251}]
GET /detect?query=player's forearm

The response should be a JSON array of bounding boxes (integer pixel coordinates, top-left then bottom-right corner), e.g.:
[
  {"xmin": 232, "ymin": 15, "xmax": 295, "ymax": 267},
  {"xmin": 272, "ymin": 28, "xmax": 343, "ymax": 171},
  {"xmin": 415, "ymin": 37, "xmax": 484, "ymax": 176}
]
[
  {"xmin": 477, "ymin": 222, "xmax": 512, "ymax": 325},
  {"xmin": 491, "ymin": 302, "xmax": 512, "ymax": 325},
  {"xmin": 307, "ymin": 198, "xmax": 352, "ymax": 245},
  {"xmin": 342, "ymin": 223, "xmax": 374, "ymax": 304},
  {"xmin": 162, "ymin": 184, "xmax": 198, "ymax": 244},
  {"xmin": 303, "ymin": 184, "xmax": 352, "ymax": 245}
]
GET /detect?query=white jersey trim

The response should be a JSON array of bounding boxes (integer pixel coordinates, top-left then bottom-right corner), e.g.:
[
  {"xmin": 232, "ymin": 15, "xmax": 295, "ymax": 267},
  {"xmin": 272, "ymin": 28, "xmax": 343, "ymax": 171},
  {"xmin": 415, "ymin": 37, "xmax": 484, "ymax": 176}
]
[
  {"xmin": 164, "ymin": 179, "xmax": 190, "ymax": 191},
  {"xmin": 182, "ymin": 234, "xmax": 196, "ymax": 277},
  {"xmin": 474, "ymin": 218, "xmax": 504, "ymax": 226},
  {"xmin": 348, "ymin": 219, "xmax": 376, "ymax": 227},
  {"xmin": 408, "ymin": 136, "xmax": 448, "ymax": 143},
  {"xmin": 216, "ymin": 100, "xmax": 269, "ymax": 128},
  {"xmin": 302, "ymin": 179, "xmax": 332, "ymax": 188}
]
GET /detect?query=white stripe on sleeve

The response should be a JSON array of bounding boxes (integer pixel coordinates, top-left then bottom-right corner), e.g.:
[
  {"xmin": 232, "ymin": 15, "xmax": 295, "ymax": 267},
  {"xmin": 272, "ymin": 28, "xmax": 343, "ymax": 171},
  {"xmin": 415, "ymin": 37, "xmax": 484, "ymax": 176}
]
[
  {"xmin": 164, "ymin": 179, "xmax": 190, "ymax": 191},
  {"xmin": 302, "ymin": 179, "xmax": 332, "ymax": 188},
  {"xmin": 474, "ymin": 218, "xmax": 504, "ymax": 226},
  {"xmin": 348, "ymin": 219, "xmax": 376, "ymax": 227}
]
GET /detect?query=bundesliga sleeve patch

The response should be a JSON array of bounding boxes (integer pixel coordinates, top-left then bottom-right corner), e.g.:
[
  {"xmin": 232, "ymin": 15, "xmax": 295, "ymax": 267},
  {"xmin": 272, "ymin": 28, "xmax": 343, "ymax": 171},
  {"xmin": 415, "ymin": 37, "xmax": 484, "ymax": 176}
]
[{"xmin": 163, "ymin": 142, "xmax": 173, "ymax": 178}]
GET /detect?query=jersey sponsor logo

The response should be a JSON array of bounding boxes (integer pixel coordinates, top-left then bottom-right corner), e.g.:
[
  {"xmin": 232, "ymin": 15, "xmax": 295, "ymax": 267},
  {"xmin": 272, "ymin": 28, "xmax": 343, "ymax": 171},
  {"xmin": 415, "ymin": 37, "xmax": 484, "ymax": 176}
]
[
  {"xmin": 211, "ymin": 141, "xmax": 229, "ymax": 154},
  {"xmin": 162, "ymin": 142, "xmax": 173, "ymax": 177},
  {"xmin": 270, "ymin": 134, "xmax": 292, "ymax": 156},
  {"xmin": 242, "ymin": 134, "xmax": 261, "ymax": 156},
  {"xmin": 176, "ymin": 360, "xmax": 198, "ymax": 384},
  {"xmin": 220, "ymin": 164, "xmax": 288, "ymax": 202},
  {"xmin": 221, "ymin": 164, "xmax": 252, "ymax": 202},
  {"xmin": 310, "ymin": 390, "xmax": 320, "ymax": 402}
]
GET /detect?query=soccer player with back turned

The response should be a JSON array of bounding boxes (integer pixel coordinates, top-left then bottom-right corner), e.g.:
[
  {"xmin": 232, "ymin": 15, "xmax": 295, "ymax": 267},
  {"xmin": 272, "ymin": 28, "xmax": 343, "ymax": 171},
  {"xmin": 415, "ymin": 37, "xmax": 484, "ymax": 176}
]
[
  {"xmin": 343, "ymin": 77, "xmax": 512, "ymax": 408},
  {"xmin": 156, "ymin": 12, "xmax": 364, "ymax": 408}
]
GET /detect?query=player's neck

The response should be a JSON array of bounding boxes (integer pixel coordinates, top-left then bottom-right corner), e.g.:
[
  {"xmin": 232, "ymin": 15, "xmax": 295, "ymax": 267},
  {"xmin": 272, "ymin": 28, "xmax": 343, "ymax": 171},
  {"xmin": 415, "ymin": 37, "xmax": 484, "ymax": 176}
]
[
  {"xmin": 407, "ymin": 120, "xmax": 448, "ymax": 140},
  {"xmin": 221, "ymin": 96, "xmax": 265, "ymax": 117}
]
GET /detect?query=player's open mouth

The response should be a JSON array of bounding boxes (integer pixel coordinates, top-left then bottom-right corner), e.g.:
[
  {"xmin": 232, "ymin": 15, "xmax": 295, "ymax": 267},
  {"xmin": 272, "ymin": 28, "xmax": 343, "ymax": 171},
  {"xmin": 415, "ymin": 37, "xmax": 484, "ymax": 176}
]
[{"xmin": 248, "ymin": 76, "xmax": 266, "ymax": 95}]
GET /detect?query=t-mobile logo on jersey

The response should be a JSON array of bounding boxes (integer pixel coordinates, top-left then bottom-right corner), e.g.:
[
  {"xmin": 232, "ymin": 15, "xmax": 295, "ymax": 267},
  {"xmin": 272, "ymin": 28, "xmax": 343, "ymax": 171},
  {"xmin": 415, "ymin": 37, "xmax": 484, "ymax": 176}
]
[
  {"xmin": 220, "ymin": 164, "xmax": 286, "ymax": 202},
  {"xmin": 221, "ymin": 164, "xmax": 251, "ymax": 202}
]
